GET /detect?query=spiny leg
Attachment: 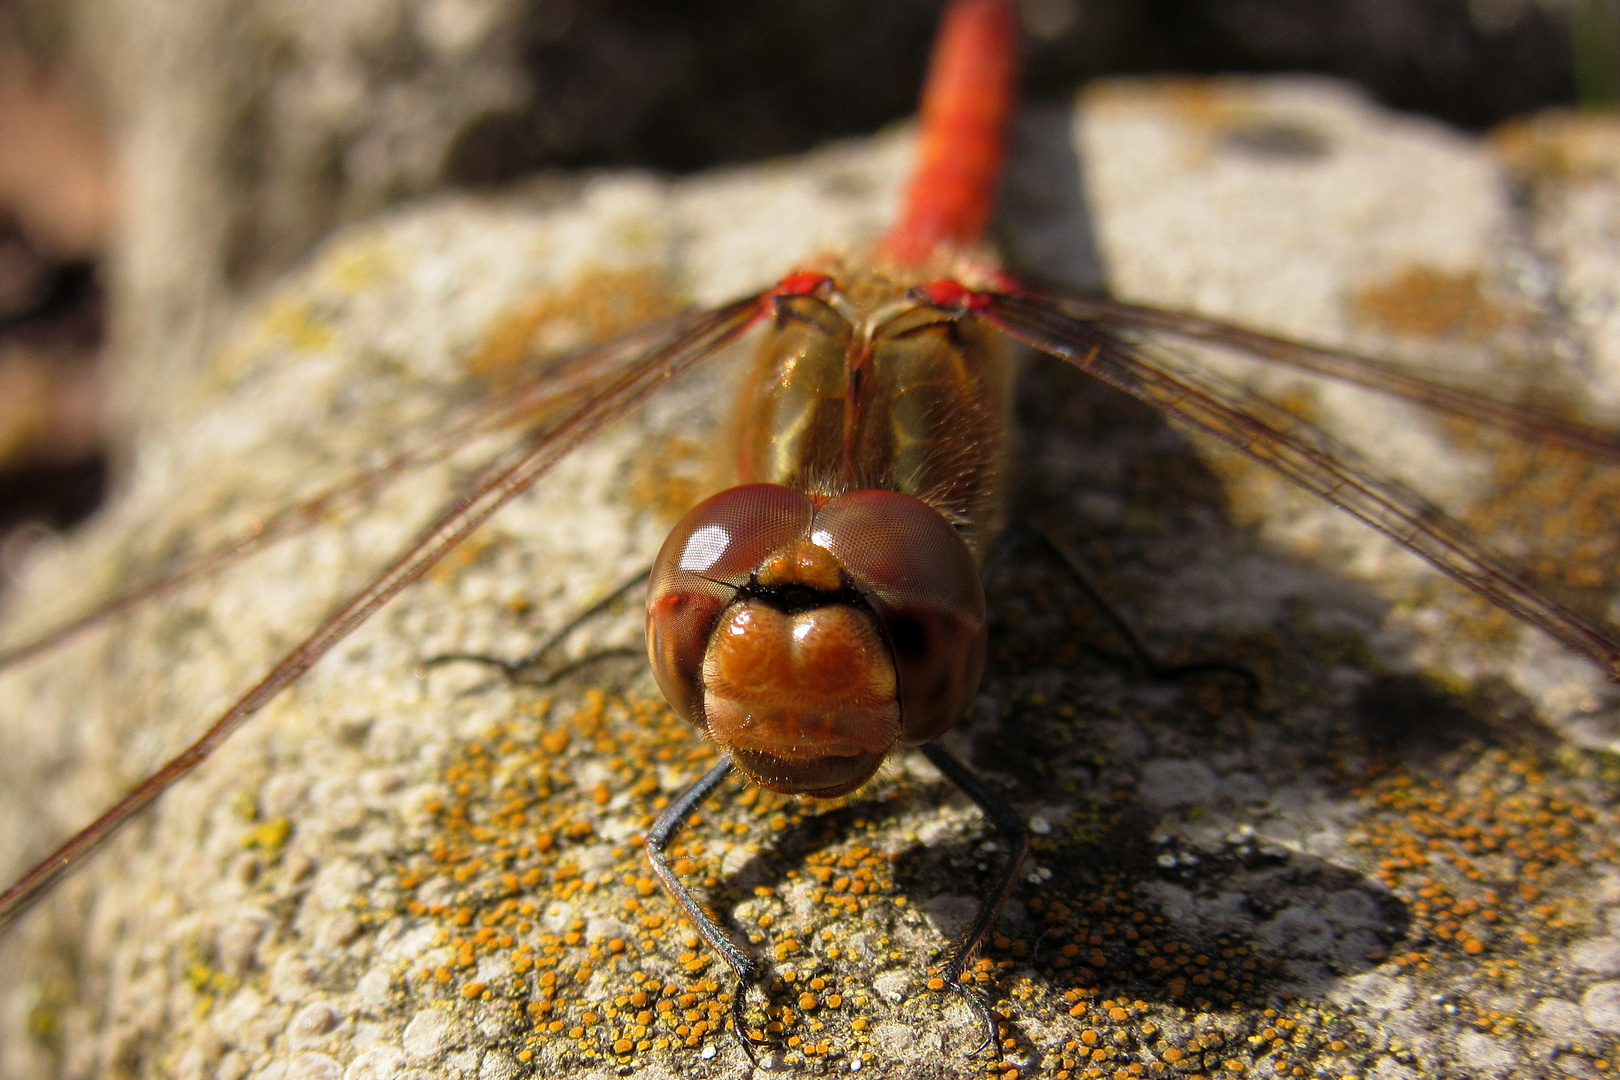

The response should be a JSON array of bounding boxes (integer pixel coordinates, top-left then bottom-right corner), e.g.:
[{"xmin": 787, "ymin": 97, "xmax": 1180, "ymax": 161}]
[
  {"xmin": 987, "ymin": 523, "xmax": 1259, "ymax": 701},
  {"xmin": 919, "ymin": 740, "xmax": 1030, "ymax": 1055},
  {"xmin": 644, "ymin": 756, "xmax": 774, "ymax": 1061},
  {"xmin": 422, "ymin": 567, "xmax": 650, "ymax": 685}
]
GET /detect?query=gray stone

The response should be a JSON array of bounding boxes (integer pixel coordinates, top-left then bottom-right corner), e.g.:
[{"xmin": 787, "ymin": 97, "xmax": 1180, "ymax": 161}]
[
  {"xmin": 477, "ymin": 1050, "xmax": 520, "ymax": 1080},
  {"xmin": 287, "ymin": 1003, "xmax": 339, "ymax": 1048},
  {"xmin": 1455, "ymin": 1031, "xmax": 1518, "ymax": 1077},
  {"xmin": 922, "ymin": 893, "xmax": 978, "ymax": 940},
  {"xmin": 1137, "ymin": 759, "xmax": 1219, "ymax": 810},
  {"xmin": 401, "ymin": 1008, "xmax": 452, "ymax": 1062},
  {"xmin": 285, "ymin": 1055, "xmax": 343, "ymax": 1080},
  {"xmin": 871, "ymin": 971, "xmax": 911, "ymax": 1005},
  {"xmin": 1534, "ymin": 998, "xmax": 1594, "ymax": 1043},
  {"xmin": 1327, "ymin": 972, "xmax": 1414, "ymax": 1014},
  {"xmin": 1258, "ymin": 906, "xmax": 1336, "ymax": 959},
  {"xmin": 355, "ymin": 967, "xmax": 395, "ymax": 1008},
  {"xmin": 1559, "ymin": 1054, "xmax": 1601, "ymax": 1077},
  {"xmin": 216, "ymin": 909, "xmax": 271, "ymax": 975},
  {"xmin": 1219, "ymin": 771, "xmax": 1268, "ymax": 805},
  {"xmin": 1369, "ymin": 1057, "xmax": 1420, "ymax": 1080},
  {"xmin": 1582, "ymin": 982, "xmax": 1620, "ymax": 1033},
  {"xmin": 1323, "ymin": 888, "xmax": 1381, "ymax": 930},
  {"xmin": 343, "ymin": 1048, "xmax": 409, "ymax": 1080},
  {"xmin": 1571, "ymin": 938, "xmax": 1620, "ymax": 975}
]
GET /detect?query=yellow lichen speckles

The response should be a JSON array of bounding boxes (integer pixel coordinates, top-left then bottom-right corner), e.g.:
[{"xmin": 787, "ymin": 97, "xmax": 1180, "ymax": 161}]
[
  {"xmin": 182, "ymin": 949, "xmax": 241, "ymax": 1020},
  {"xmin": 325, "ymin": 241, "xmax": 399, "ymax": 292},
  {"xmin": 1026, "ymin": 883, "xmax": 1274, "ymax": 1011},
  {"xmin": 258, "ymin": 294, "xmax": 336, "ymax": 353},
  {"xmin": 23, "ymin": 978, "xmax": 69, "ymax": 1050},
  {"xmin": 242, "ymin": 817, "xmax": 292, "ymax": 853}
]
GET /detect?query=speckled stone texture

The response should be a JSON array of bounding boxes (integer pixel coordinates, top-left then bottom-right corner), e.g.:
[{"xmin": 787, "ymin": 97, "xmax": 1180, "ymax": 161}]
[{"xmin": 4, "ymin": 78, "xmax": 1620, "ymax": 1079}]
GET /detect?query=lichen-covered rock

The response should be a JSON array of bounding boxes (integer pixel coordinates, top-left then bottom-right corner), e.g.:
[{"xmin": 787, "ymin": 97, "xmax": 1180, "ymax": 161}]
[{"xmin": 4, "ymin": 78, "xmax": 1620, "ymax": 1079}]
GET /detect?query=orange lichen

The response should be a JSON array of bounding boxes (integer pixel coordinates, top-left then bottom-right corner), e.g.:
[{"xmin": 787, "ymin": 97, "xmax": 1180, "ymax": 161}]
[
  {"xmin": 1493, "ymin": 109, "xmax": 1620, "ymax": 185},
  {"xmin": 1350, "ymin": 265, "xmax": 1500, "ymax": 341},
  {"xmin": 371, "ymin": 687, "xmax": 932, "ymax": 1069},
  {"xmin": 463, "ymin": 267, "xmax": 682, "ymax": 390},
  {"xmin": 1460, "ymin": 430, "xmax": 1620, "ymax": 611},
  {"xmin": 1354, "ymin": 746, "xmax": 1620, "ymax": 969}
]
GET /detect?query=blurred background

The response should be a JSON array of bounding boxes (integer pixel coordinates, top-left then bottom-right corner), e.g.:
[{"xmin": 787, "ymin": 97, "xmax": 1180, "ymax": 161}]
[{"xmin": 0, "ymin": 0, "xmax": 1611, "ymax": 553}]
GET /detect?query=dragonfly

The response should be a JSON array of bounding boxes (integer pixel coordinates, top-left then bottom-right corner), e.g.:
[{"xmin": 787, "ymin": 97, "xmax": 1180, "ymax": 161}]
[{"xmin": 3, "ymin": 0, "xmax": 1620, "ymax": 1067}]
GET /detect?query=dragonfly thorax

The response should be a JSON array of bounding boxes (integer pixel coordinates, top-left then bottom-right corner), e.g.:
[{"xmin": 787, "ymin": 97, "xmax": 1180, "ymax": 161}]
[{"xmin": 734, "ymin": 268, "xmax": 1014, "ymax": 562}]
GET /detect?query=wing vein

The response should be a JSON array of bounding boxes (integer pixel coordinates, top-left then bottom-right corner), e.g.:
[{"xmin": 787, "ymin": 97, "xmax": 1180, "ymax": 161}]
[
  {"xmin": 0, "ymin": 314, "xmax": 696, "ymax": 671},
  {"xmin": 0, "ymin": 293, "xmax": 764, "ymax": 933},
  {"xmin": 1050, "ymin": 294, "xmax": 1620, "ymax": 462},
  {"xmin": 985, "ymin": 292, "xmax": 1620, "ymax": 678}
]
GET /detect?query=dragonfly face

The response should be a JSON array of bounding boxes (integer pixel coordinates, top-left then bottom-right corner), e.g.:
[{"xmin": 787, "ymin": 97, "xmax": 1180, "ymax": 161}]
[{"xmin": 647, "ymin": 482, "xmax": 987, "ymax": 797}]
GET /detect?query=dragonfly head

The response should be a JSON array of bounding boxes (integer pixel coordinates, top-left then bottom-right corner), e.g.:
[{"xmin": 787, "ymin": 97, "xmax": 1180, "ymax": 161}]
[{"xmin": 647, "ymin": 483, "xmax": 986, "ymax": 798}]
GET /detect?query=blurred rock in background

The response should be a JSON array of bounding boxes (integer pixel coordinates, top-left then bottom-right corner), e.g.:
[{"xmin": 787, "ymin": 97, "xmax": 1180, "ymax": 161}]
[
  {"xmin": 0, "ymin": 0, "xmax": 109, "ymax": 559},
  {"xmin": 0, "ymin": 0, "xmax": 1596, "ymax": 540}
]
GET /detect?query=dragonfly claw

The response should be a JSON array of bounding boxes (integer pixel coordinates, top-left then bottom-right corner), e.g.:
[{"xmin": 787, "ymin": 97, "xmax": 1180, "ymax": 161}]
[
  {"xmin": 938, "ymin": 976, "xmax": 1000, "ymax": 1056},
  {"xmin": 729, "ymin": 976, "xmax": 780, "ymax": 1065}
]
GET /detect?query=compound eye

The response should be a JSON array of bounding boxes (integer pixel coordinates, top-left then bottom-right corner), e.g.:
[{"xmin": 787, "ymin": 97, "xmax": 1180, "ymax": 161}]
[
  {"xmin": 811, "ymin": 490, "xmax": 986, "ymax": 744},
  {"xmin": 647, "ymin": 484, "xmax": 815, "ymax": 722}
]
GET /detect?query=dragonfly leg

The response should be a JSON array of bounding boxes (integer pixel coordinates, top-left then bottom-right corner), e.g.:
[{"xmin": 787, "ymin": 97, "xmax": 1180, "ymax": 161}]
[
  {"xmin": 420, "ymin": 567, "xmax": 650, "ymax": 686},
  {"xmin": 919, "ymin": 740, "xmax": 1030, "ymax": 1056},
  {"xmin": 987, "ymin": 523, "xmax": 1259, "ymax": 702},
  {"xmin": 645, "ymin": 756, "xmax": 775, "ymax": 1062}
]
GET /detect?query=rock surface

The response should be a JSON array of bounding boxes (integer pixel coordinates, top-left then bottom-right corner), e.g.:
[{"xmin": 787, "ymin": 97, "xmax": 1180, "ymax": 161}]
[{"xmin": 4, "ymin": 77, "xmax": 1620, "ymax": 1078}]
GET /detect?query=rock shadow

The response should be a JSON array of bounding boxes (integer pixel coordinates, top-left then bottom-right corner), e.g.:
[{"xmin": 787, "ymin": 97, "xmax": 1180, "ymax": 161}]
[{"xmin": 890, "ymin": 775, "xmax": 1410, "ymax": 1013}]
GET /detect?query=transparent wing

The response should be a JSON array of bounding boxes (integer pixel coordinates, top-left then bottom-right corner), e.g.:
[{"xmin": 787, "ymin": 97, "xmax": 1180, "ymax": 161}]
[
  {"xmin": 0, "ymin": 291, "xmax": 766, "ymax": 933},
  {"xmin": 0, "ymin": 312, "xmax": 699, "ymax": 671},
  {"xmin": 980, "ymin": 290, "xmax": 1620, "ymax": 678},
  {"xmin": 1044, "ymin": 292, "xmax": 1620, "ymax": 464}
]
